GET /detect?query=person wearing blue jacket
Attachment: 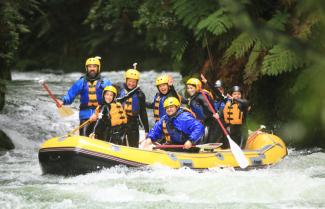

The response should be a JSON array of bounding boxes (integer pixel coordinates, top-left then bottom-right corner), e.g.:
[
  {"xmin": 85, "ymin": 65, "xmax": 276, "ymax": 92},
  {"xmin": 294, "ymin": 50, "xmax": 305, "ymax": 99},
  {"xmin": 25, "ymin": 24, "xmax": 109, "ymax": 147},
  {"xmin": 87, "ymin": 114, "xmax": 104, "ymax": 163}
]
[
  {"xmin": 58, "ymin": 57, "xmax": 111, "ymax": 136},
  {"xmin": 140, "ymin": 97, "xmax": 204, "ymax": 150}
]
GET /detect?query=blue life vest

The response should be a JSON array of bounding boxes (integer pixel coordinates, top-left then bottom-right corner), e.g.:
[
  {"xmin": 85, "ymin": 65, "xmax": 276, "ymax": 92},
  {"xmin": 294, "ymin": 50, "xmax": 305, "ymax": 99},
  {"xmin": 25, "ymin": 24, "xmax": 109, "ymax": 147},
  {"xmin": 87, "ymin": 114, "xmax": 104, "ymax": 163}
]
[{"xmin": 120, "ymin": 88, "xmax": 140, "ymax": 117}]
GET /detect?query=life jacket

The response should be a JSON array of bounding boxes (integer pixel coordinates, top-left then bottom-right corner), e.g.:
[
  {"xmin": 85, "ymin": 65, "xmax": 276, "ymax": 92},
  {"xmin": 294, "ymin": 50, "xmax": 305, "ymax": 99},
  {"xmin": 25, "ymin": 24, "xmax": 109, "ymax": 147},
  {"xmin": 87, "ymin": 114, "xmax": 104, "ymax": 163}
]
[
  {"xmin": 202, "ymin": 89, "xmax": 214, "ymax": 100},
  {"xmin": 120, "ymin": 88, "xmax": 140, "ymax": 117},
  {"xmin": 161, "ymin": 109, "xmax": 194, "ymax": 144},
  {"xmin": 153, "ymin": 93, "xmax": 182, "ymax": 122},
  {"xmin": 79, "ymin": 77, "xmax": 106, "ymax": 110},
  {"xmin": 162, "ymin": 119, "xmax": 171, "ymax": 143},
  {"xmin": 109, "ymin": 102, "xmax": 128, "ymax": 127},
  {"xmin": 87, "ymin": 80, "xmax": 99, "ymax": 107},
  {"xmin": 153, "ymin": 94, "xmax": 164, "ymax": 122},
  {"xmin": 223, "ymin": 101, "xmax": 243, "ymax": 125},
  {"xmin": 180, "ymin": 107, "xmax": 196, "ymax": 118}
]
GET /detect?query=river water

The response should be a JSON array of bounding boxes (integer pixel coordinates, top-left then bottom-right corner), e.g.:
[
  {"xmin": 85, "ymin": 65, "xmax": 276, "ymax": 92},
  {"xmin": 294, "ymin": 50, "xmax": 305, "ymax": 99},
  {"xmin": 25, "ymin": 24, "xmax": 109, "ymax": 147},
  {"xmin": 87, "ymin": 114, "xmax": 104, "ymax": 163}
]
[{"xmin": 0, "ymin": 71, "xmax": 324, "ymax": 209}]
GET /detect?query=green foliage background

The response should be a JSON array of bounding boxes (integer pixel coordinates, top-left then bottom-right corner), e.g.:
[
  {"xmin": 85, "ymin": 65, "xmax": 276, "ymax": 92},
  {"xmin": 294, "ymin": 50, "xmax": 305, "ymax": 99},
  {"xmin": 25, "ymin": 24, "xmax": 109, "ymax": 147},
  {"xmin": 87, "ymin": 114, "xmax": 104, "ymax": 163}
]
[{"xmin": 0, "ymin": 0, "xmax": 324, "ymax": 147}]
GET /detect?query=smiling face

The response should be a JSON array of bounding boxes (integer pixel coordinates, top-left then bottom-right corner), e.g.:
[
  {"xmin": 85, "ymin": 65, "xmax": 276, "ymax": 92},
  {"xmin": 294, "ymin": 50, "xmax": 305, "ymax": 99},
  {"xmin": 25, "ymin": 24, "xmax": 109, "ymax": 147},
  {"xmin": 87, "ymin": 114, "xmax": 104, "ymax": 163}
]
[
  {"xmin": 232, "ymin": 91, "xmax": 242, "ymax": 100},
  {"xmin": 158, "ymin": 83, "xmax": 169, "ymax": 94},
  {"xmin": 186, "ymin": 85, "xmax": 197, "ymax": 96},
  {"xmin": 165, "ymin": 105, "xmax": 178, "ymax": 116},
  {"xmin": 104, "ymin": 91, "xmax": 115, "ymax": 103},
  {"xmin": 87, "ymin": 64, "xmax": 99, "ymax": 77},
  {"xmin": 126, "ymin": 78, "xmax": 138, "ymax": 89}
]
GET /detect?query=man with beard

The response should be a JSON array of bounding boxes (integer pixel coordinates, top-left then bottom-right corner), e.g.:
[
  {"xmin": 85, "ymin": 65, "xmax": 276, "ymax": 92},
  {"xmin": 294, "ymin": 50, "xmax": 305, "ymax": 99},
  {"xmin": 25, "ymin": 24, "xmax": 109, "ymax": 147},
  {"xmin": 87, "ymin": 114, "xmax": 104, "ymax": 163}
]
[{"xmin": 58, "ymin": 57, "xmax": 112, "ymax": 136}]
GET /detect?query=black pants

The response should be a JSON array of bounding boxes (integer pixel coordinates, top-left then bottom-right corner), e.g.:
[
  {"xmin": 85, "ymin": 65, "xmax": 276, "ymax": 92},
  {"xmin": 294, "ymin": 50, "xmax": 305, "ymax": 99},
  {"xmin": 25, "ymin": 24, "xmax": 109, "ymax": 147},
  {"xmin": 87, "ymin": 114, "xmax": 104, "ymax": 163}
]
[
  {"xmin": 125, "ymin": 116, "xmax": 140, "ymax": 147},
  {"xmin": 201, "ymin": 118, "xmax": 223, "ymax": 144},
  {"xmin": 227, "ymin": 124, "xmax": 247, "ymax": 148},
  {"xmin": 80, "ymin": 119, "xmax": 95, "ymax": 137},
  {"xmin": 107, "ymin": 125, "xmax": 127, "ymax": 145}
]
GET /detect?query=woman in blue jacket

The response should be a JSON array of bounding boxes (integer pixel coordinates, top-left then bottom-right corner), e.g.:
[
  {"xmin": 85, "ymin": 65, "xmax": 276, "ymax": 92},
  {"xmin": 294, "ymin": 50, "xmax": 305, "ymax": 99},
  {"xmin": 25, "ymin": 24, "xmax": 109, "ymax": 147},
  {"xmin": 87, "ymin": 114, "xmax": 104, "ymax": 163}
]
[
  {"xmin": 141, "ymin": 97, "xmax": 204, "ymax": 150},
  {"xmin": 58, "ymin": 57, "xmax": 111, "ymax": 136}
]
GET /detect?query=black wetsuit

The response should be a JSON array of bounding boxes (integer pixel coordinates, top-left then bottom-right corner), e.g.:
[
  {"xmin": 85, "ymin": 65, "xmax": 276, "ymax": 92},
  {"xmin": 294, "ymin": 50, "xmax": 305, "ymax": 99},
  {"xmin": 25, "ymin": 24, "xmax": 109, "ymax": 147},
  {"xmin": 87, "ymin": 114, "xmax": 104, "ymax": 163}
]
[
  {"xmin": 223, "ymin": 98, "xmax": 250, "ymax": 148},
  {"xmin": 117, "ymin": 86, "xmax": 149, "ymax": 147}
]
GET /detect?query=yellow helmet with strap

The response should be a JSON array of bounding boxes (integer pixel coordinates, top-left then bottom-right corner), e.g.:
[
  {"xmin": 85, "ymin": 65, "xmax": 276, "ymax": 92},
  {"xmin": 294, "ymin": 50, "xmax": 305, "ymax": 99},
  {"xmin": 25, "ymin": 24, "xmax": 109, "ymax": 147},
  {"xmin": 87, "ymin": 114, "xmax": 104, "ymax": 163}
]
[
  {"xmin": 163, "ymin": 97, "xmax": 180, "ymax": 108},
  {"xmin": 156, "ymin": 75, "xmax": 169, "ymax": 86},
  {"xmin": 103, "ymin": 86, "xmax": 117, "ymax": 95},
  {"xmin": 85, "ymin": 57, "xmax": 101, "ymax": 71},
  {"xmin": 186, "ymin": 78, "xmax": 202, "ymax": 91},
  {"xmin": 125, "ymin": 62, "xmax": 140, "ymax": 80}
]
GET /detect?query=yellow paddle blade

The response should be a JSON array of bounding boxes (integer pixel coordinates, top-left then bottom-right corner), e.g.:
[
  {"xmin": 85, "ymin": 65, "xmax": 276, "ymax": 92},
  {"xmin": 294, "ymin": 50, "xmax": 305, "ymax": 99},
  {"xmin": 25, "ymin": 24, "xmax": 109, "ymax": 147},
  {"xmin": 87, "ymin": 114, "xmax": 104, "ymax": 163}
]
[{"xmin": 58, "ymin": 106, "xmax": 74, "ymax": 117}]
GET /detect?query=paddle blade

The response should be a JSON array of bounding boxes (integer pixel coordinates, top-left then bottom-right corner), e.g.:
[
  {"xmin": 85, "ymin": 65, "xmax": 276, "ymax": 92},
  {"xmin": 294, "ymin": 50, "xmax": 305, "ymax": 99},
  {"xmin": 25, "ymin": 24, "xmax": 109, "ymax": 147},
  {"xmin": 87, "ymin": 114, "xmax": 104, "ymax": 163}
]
[
  {"xmin": 58, "ymin": 106, "xmax": 74, "ymax": 117},
  {"xmin": 227, "ymin": 135, "xmax": 249, "ymax": 169}
]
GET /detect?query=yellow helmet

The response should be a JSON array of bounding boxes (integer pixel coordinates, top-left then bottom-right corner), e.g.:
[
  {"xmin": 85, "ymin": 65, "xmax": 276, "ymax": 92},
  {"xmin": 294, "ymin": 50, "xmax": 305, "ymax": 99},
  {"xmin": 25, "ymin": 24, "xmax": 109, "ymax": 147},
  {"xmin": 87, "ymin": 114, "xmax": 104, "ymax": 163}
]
[
  {"xmin": 103, "ymin": 86, "xmax": 117, "ymax": 95},
  {"xmin": 85, "ymin": 57, "xmax": 101, "ymax": 71},
  {"xmin": 186, "ymin": 78, "xmax": 202, "ymax": 90},
  {"xmin": 163, "ymin": 97, "xmax": 180, "ymax": 108},
  {"xmin": 156, "ymin": 75, "xmax": 169, "ymax": 86},
  {"xmin": 125, "ymin": 69, "xmax": 140, "ymax": 80}
]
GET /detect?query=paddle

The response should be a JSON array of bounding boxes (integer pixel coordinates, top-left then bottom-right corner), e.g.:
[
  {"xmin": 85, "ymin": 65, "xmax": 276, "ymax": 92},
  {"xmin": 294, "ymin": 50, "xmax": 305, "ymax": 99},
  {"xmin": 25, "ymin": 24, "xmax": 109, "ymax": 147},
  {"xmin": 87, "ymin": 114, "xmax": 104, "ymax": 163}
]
[
  {"xmin": 200, "ymin": 90, "xmax": 249, "ymax": 168},
  {"xmin": 153, "ymin": 143, "xmax": 222, "ymax": 149},
  {"xmin": 67, "ymin": 119, "xmax": 92, "ymax": 136},
  {"xmin": 39, "ymin": 80, "xmax": 74, "ymax": 117}
]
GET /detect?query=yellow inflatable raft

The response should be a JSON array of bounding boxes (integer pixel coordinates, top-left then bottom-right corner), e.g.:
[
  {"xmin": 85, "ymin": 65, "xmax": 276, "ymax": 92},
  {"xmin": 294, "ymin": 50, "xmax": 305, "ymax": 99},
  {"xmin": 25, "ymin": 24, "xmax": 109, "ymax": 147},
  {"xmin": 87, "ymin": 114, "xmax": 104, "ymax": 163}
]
[{"xmin": 38, "ymin": 132, "xmax": 287, "ymax": 175}]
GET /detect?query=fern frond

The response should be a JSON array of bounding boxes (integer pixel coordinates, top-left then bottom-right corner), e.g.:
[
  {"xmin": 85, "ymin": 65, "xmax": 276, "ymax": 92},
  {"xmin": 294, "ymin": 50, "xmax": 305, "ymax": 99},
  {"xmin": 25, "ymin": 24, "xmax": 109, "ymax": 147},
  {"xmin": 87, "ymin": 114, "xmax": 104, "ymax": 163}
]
[
  {"xmin": 196, "ymin": 9, "xmax": 234, "ymax": 37},
  {"xmin": 261, "ymin": 45, "xmax": 304, "ymax": 76},
  {"xmin": 267, "ymin": 11, "xmax": 289, "ymax": 31},
  {"xmin": 243, "ymin": 42, "xmax": 265, "ymax": 84},
  {"xmin": 224, "ymin": 32, "xmax": 256, "ymax": 60},
  {"xmin": 172, "ymin": 0, "xmax": 216, "ymax": 29}
]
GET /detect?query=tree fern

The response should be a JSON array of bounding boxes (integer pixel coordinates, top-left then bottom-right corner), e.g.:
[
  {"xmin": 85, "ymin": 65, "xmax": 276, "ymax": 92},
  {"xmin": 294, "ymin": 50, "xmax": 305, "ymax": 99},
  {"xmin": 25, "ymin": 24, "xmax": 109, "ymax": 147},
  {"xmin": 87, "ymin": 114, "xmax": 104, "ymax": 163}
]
[
  {"xmin": 243, "ymin": 41, "xmax": 266, "ymax": 84},
  {"xmin": 196, "ymin": 9, "xmax": 234, "ymax": 37},
  {"xmin": 224, "ymin": 32, "xmax": 256, "ymax": 60},
  {"xmin": 261, "ymin": 45, "xmax": 304, "ymax": 76},
  {"xmin": 172, "ymin": 0, "xmax": 217, "ymax": 30}
]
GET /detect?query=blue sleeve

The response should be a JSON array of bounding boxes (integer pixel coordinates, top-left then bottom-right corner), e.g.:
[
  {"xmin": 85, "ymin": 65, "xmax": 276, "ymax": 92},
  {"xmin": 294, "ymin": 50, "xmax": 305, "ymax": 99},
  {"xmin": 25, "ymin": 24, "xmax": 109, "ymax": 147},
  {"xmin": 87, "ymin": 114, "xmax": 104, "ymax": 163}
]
[
  {"xmin": 147, "ymin": 118, "xmax": 164, "ymax": 142},
  {"xmin": 181, "ymin": 114, "xmax": 204, "ymax": 144},
  {"xmin": 102, "ymin": 79, "xmax": 112, "ymax": 88},
  {"xmin": 61, "ymin": 79, "xmax": 83, "ymax": 105}
]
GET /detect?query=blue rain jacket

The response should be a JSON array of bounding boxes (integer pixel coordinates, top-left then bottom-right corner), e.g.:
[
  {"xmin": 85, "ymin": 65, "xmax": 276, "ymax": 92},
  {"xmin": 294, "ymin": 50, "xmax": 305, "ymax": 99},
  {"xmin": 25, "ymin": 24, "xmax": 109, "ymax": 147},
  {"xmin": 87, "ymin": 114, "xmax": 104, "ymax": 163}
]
[
  {"xmin": 147, "ymin": 109, "xmax": 204, "ymax": 144},
  {"xmin": 61, "ymin": 76, "xmax": 111, "ymax": 120}
]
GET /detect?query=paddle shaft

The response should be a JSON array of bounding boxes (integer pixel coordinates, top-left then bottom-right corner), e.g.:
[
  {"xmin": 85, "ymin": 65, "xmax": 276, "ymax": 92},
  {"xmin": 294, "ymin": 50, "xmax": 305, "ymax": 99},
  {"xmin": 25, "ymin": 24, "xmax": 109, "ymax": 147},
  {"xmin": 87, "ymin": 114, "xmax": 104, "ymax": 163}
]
[
  {"xmin": 68, "ymin": 119, "xmax": 91, "ymax": 135},
  {"xmin": 200, "ymin": 90, "xmax": 249, "ymax": 168},
  {"xmin": 153, "ymin": 143, "xmax": 222, "ymax": 149},
  {"xmin": 200, "ymin": 91, "xmax": 229, "ymax": 137},
  {"xmin": 41, "ymin": 82, "xmax": 61, "ymax": 107}
]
